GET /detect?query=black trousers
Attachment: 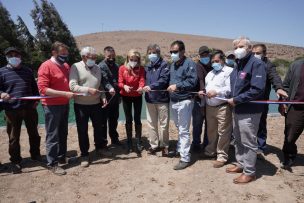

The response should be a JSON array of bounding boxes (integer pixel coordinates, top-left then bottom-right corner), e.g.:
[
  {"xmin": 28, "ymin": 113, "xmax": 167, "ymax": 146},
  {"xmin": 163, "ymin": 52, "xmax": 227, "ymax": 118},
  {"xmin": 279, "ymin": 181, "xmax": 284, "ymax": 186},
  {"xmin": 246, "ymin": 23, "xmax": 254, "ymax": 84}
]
[
  {"xmin": 283, "ymin": 105, "xmax": 304, "ymax": 158},
  {"xmin": 5, "ymin": 108, "xmax": 41, "ymax": 163},
  {"xmin": 105, "ymin": 95, "xmax": 120, "ymax": 142},
  {"xmin": 257, "ymin": 104, "xmax": 269, "ymax": 151},
  {"xmin": 74, "ymin": 103, "xmax": 107, "ymax": 157},
  {"xmin": 122, "ymin": 96, "xmax": 142, "ymax": 125}
]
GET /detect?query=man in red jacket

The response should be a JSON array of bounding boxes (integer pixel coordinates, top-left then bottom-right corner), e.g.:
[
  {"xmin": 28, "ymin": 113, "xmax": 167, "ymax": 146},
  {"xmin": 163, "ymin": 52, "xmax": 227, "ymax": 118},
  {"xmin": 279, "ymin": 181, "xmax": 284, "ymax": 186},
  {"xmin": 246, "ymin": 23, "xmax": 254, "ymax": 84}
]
[{"xmin": 38, "ymin": 41, "xmax": 74, "ymax": 176}]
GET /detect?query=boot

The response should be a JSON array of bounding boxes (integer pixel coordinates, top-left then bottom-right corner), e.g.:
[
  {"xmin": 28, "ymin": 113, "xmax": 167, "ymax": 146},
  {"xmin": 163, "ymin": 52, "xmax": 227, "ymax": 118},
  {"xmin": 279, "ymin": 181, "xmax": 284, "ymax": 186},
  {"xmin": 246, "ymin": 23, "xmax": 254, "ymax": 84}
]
[
  {"xmin": 125, "ymin": 123, "xmax": 133, "ymax": 153},
  {"xmin": 135, "ymin": 124, "xmax": 143, "ymax": 153}
]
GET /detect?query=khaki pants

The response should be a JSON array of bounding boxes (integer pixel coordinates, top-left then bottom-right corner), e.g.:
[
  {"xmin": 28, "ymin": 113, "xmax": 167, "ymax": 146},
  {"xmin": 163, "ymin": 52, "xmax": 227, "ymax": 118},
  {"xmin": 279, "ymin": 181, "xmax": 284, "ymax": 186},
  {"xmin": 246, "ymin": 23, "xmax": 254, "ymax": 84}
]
[
  {"xmin": 146, "ymin": 103, "xmax": 169, "ymax": 149},
  {"xmin": 205, "ymin": 104, "xmax": 232, "ymax": 162}
]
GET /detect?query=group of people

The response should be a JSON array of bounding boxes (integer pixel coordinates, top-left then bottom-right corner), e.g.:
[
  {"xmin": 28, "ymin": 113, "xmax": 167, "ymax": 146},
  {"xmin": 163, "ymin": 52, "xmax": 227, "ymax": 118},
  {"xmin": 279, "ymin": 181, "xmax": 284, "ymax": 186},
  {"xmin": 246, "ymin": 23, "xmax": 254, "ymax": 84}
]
[{"xmin": 0, "ymin": 36, "xmax": 303, "ymax": 184}]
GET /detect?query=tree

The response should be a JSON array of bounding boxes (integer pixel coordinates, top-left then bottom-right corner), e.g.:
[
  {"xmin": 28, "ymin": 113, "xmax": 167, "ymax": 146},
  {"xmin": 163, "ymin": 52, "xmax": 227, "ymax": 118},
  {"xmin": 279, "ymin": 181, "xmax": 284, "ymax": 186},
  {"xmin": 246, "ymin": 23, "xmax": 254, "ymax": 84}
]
[
  {"xmin": 31, "ymin": 0, "xmax": 80, "ymax": 64},
  {"xmin": 0, "ymin": 2, "xmax": 23, "ymax": 67}
]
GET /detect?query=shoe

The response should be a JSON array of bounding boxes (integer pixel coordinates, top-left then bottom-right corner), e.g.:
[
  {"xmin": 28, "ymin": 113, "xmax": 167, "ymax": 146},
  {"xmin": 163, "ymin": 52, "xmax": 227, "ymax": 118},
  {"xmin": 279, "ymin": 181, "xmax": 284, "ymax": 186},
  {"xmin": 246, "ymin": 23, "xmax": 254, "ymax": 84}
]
[
  {"xmin": 58, "ymin": 157, "xmax": 69, "ymax": 165},
  {"xmin": 200, "ymin": 153, "xmax": 216, "ymax": 160},
  {"xmin": 233, "ymin": 173, "xmax": 256, "ymax": 184},
  {"xmin": 191, "ymin": 145, "xmax": 201, "ymax": 153},
  {"xmin": 213, "ymin": 160, "xmax": 226, "ymax": 168},
  {"xmin": 48, "ymin": 165, "xmax": 66, "ymax": 176},
  {"xmin": 97, "ymin": 148, "xmax": 113, "ymax": 157},
  {"xmin": 161, "ymin": 147, "xmax": 169, "ymax": 157},
  {"xmin": 80, "ymin": 156, "xmax": 90, "ymax": 168},
  {"xmin": 226, "ymin": 165, "xmax": 243, "ymax": 173},
  {"xmin": 10, "ymin": 163, "xmax": 22, "ymax": 174},
  {"xmin": 168, "ymin": 150, "xmax": 179, "ymax": 158},
  {"xmin": 111, "ymin": 139, "xmax": 122, "ymax": 146},
  {"xmin": 0, "ymin": 162, "xmax": 8, "ymax": 172},
  {"xmin": 173, "ymin": 161, "xmax": 190, "ymax": 170},
  {"xmin": 280, "ymin": 158, "xmax": 295, "ymax": 169},
  {"xmin": 148, "ymin": 147, "xmax": 159, "ymax": 155},
  {"xmin": 31, "ymin": 155, "xmax": 43, "ymax": 162}
]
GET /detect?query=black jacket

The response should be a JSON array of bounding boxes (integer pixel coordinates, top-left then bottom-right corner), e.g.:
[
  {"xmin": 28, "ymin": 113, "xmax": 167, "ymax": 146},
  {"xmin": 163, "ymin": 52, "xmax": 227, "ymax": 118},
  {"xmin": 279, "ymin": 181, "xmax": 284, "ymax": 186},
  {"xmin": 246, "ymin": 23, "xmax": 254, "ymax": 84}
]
[
  {"xmin": 283, "ymin": 59, "xmax": 304, "ymax": 111},
  {"xmin": 98, "ymin": 60, "xmax": 118, "ymax": 100},
  {"xmin": 263, "ymin": 57, "xmax": 283, "ymax": 100}
]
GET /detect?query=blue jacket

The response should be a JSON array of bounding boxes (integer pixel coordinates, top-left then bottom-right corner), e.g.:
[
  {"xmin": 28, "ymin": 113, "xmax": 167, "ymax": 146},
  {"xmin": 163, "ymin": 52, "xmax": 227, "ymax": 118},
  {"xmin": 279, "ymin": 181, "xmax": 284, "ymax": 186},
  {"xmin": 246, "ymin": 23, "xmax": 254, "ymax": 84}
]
[
  {"xmin": 169, "ymin": 57, "xmax": 197, "ymax": 102},
  {"xmin": 145, "ymin": 58, "xmax": 170, "ymax": 103},
  {"xmin": 230, "ymin": 52, "xmax": 266, "ymax": 114}
]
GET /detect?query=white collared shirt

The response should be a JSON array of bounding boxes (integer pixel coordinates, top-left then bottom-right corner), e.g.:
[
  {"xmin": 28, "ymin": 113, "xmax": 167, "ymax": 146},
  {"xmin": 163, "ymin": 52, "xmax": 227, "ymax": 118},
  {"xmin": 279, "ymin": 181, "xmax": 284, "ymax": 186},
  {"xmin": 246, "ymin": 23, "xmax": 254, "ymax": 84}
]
[{"xmin": 205, "ymin": 65, "xmax": 233, "ymax": 106}]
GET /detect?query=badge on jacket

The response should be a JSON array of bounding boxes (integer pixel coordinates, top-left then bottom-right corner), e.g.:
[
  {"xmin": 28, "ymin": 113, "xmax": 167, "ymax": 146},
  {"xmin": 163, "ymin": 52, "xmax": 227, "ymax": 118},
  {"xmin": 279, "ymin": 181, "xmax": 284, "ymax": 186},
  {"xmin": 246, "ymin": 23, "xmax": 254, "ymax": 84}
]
[{"xmin": 239, "ymin": 71, "xmax": 247, "ymax": 80}]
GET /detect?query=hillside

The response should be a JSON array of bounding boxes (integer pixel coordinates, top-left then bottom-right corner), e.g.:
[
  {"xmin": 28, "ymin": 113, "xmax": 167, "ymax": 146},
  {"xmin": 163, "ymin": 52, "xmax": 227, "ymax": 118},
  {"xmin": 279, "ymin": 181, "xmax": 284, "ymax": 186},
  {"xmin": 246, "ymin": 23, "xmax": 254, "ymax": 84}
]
[{"xmin": 75, "ymin": 31, "xmax": 304, "ymax": 61}]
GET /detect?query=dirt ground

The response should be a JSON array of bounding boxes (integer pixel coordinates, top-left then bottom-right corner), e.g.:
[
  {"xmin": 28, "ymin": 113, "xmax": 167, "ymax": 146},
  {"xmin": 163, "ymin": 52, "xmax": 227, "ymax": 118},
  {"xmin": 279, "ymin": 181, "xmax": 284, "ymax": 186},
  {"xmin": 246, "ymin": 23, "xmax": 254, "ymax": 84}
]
[{"xmin": 0, "ymin": 116, "xmax": 303, "ymax": 203}]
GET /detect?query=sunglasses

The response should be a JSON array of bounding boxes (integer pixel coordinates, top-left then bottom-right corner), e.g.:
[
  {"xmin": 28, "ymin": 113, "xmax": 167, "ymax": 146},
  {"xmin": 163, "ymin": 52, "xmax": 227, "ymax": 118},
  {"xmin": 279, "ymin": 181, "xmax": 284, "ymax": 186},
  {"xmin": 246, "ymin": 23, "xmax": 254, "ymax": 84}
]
[{"xmin": 170, "ymin": 50, "xmax": 179, "ymax": 54}]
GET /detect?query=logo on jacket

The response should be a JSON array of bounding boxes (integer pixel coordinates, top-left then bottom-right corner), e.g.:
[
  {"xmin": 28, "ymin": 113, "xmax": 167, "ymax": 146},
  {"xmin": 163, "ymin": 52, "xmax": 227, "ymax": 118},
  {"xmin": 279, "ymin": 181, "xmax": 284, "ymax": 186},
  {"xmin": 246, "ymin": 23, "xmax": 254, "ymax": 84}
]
[{"xmin": 239, "ymin": 71, "xmax": 247, "ymax": 80}]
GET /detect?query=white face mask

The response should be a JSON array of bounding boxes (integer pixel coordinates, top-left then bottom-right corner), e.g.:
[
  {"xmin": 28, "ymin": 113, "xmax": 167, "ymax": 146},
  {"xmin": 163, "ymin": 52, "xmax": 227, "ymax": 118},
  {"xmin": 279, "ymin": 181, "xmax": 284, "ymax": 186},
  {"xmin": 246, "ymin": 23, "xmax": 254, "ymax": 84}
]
[
  {"xmin": 7, "ymin": 57, "xmax": 22, "ymax": 68},
  {"xmin": 128, "ymin": 61, "xmax": 137, "ymax": 68},
  {"xmin": 171, "ymin": 53, "xmax": 180, "ymax": 62},
  {"xmin": 254, "ymin": 54, "xmax": 262, "ymax": 60},
  {"xmin": 234, "ymin": 48, "xmax": 247, "ymax": 59}
]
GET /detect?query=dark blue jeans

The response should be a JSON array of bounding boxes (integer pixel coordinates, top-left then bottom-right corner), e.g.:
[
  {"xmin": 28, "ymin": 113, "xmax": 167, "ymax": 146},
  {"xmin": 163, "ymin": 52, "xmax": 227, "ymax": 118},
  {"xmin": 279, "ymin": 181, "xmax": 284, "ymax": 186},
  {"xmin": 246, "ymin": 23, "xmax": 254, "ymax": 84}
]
[
  {"xmin": 257, "ymin": 104, "xmax": 268, "ymax": 151},
  {"xmin": 191, "ymin": 100, "xmax": 208, "ymax": 147},
  {"xmin": 74, "ymin": 103, "xmax": 107, "ymax": 157},
  {"xmin": 105, "ymin": 95, "xmax": 120, "ymax": 142},
  {"xmin": 43, "ymin": 104, "xmax": 69, "ymax": 166}
]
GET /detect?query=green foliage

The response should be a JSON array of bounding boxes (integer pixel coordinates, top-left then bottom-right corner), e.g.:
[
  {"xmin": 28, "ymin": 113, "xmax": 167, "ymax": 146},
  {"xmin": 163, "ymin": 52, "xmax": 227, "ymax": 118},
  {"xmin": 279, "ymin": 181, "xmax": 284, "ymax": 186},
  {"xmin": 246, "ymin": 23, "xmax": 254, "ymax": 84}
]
[
  {"xmin": 31, "ymin": 0, "xmax": 80, "ymax": 65},
  {"xmin": 96, "ymin": 53, "xmax": 104, "ymax": 64},
  {"xmin": 115, "ymin": 55, "xmax": 125, "ymax": 66},
  {"xmin": 272, "ymin": 58, "xmax": 291, "ymax": 68}
]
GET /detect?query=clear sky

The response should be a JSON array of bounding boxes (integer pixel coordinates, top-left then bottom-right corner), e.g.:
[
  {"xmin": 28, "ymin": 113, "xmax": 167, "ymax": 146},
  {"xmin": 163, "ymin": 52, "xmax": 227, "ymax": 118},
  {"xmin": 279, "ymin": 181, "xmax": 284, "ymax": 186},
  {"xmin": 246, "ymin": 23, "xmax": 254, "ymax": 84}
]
[{"xmin": 1, "ymin": 0, "xmax": 304, "ymax": 47}]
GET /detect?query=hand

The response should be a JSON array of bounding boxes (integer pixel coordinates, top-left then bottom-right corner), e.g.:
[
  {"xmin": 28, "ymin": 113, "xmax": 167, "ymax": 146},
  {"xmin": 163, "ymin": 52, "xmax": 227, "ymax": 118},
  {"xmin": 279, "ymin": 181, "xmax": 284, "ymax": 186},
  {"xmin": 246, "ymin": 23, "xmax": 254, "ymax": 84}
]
[
  {"xmin": 278, "ymin": 104, "xmax": 287, "ymax": 116},
  {"xmin": 198, "ymin": 91, "xmax": 205, "ymax": 99},
  {"xmin": 101, "ymin": 98, "xmax": 108, "ymax": 108},
  {"xmin": 33, "ymin": 101, "xmax": 39, "ymax": 109},
  {"xmin": 88, "ymin": 88, "xmax": 98, "ymax": 95},
  {"xmin": 207, "ymin": 90, "xmax": 217, "ymax": 98},
  {"xmin": 109, "ymin": 88, "xmax": 116, "ymax": 96},
  {"xmin": 136, "ymin": 87, "xmax": 143, "ymax": 94},
  {"xmin": 143, "ymin": 86, "xmax": 151, "ymax": 92},
  {"xmin": 167, "ymin": 84, "xmax": 177, "ymax": 92},
  {"xmin": 276, "ymin": 89, "xmax": 288, "ymax": 99},
  {"xmin": 227, "ymin": 98, "xmax": 235, "ymax": 107},
  {"xmin": 65, "ymin": 92, "xmax": 75, "ymax": 99},
  {"xmin": 123, "ymin": 85, "xmax": 133, "ymax": 93},
  {"xmin": 0, "ymin": 93, "xmax": 11, "ymax": 101}
]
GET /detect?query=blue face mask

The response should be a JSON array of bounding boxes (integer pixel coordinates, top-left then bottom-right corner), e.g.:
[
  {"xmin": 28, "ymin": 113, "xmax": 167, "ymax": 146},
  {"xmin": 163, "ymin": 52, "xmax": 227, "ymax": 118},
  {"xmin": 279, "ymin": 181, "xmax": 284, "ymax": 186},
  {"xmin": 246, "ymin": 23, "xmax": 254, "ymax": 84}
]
[
  {"xmin": 225, "ymin": 59, "xmax": 235, "ymax": 67},
  {"xmin": 200, "ymin": 57, "xmax": 210, "ymax": 65},
  {"xmin": 7, "ymin": 57, "xmax": 22, "ymax": 67},
  {"xmin": 212, "ymin": 63, "xmax": 223, "ymax": 71},
  {"xmin": 148, "ymin": 53, "xmax": 159, "ymax": 63},
  {"xmin": 86, "ymin": 59, "xmax": 96, "ymax": 67},
  {"xmin": 171, "ymin": 53, "xmax": 180, "ymax": 62},
  {"xmin": 57, "ymin": 55, "xmax": 68, "ymax": 64}
]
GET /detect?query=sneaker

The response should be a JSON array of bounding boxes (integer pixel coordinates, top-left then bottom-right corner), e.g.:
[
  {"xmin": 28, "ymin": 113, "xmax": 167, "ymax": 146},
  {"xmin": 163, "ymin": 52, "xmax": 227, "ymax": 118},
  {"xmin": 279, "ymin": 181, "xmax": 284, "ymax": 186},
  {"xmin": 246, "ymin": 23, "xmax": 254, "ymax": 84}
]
[
  {"xmin": 97, "ymin": 148, "xmax": 113, "ymax": 157},
  {"xmin": 148, "ymin": 147, "xmax": 159, "ymax": 155},
  {"xmin": 168, "ymin": 150, "xmax": 180, "ymax": 158},
  {"xmin": 48, "ymin": 165, "xmax": 66, "ymax": 176},
  {"xmin": 0, "ymin": 162, "xmax": 8, "ymax": 172},
  {"xmin": 161, "ymin": 147, "xmax": 169, "ymax": 157},
  {"xmin": 80, "ymin": 156, "xmax": 90, "ymax": 168},
  {"xmin": 173, "ymin": 161, "xmax": 190, "ymax": 170},
  {"xmin": 213, "ymin": 160, "xmax": 226, "ymax": 168},
  {"xmin": 10, "ymin": 163, "xmax": 22, "ymax": 174},
  {"xmin": 281, "ymin": 158, "xmax": 295, "ymax": 169}
]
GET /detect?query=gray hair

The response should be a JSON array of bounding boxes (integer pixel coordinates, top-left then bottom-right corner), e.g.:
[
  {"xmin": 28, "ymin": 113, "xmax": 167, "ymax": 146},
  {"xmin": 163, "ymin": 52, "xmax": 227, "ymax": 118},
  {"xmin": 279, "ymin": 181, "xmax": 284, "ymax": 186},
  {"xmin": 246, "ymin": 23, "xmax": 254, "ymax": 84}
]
[
  {"xmin": 232, "ymin": 36, "xmax": 252, "ymax": 48},
  {"xmin": 80, "ymin": 46, "xmax": 97, "ymax": 56},
  {"xmin": 146, "ymin": 44, "xmax": 161, "ymax": 55}
]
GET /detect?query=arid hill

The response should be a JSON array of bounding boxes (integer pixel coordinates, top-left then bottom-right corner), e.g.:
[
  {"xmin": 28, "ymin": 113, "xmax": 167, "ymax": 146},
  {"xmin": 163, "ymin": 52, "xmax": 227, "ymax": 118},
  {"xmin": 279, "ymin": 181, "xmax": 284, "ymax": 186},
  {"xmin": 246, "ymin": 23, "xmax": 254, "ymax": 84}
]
[{"xmin": 75, "ymin": 31, "xmax": 304, "ymax": 61}]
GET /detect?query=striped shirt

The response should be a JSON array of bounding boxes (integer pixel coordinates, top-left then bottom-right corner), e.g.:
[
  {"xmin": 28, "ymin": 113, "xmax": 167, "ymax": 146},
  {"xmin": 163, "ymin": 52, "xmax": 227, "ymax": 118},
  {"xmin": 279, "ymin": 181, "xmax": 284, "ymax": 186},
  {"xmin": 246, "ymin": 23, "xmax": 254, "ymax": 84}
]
[{"xmin": 0, "ymin": 65, "xmax": 39, "ymax": 110}]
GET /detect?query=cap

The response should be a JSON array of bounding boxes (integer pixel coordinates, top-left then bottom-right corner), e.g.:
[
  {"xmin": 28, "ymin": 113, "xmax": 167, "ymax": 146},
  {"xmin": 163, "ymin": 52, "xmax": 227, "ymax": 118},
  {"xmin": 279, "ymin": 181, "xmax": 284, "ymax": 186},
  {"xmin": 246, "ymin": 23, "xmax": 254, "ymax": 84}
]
[
  {"xmin": 4, "ymin": 47, "xmax": 21, "ymax": 55},
  {"xmin": 198, "ymin": 46, "xmax": 210, "ymax": 55},
  {"xmin": 225, "ymin": 50, "xmax": 236, "ymax": 58}
]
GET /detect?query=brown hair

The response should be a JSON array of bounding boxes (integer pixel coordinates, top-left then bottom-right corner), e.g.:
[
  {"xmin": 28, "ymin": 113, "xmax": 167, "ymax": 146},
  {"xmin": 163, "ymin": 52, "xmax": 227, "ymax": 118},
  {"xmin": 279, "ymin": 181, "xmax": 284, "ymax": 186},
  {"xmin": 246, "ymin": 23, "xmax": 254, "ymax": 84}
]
[{"xmin": 51, "ymin": 41, "xmax": 69, "ymax": 52}]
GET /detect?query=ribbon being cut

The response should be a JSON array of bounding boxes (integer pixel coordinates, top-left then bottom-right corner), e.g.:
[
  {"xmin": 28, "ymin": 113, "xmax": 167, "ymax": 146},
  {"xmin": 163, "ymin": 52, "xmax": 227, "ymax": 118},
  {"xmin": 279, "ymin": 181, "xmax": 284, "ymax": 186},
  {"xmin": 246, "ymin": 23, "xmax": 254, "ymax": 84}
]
[{"xmin": 1, "ymin": 90, "xmax": 303, "ymax": 105}]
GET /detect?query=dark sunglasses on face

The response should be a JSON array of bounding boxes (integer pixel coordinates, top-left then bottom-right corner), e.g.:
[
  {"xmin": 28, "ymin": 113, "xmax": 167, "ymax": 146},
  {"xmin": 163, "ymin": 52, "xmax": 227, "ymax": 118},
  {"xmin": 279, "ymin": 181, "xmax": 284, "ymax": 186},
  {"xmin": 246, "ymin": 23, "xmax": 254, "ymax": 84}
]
[{"xmin": 170, "ymin": 50, "xmax": 179, "ymax": 54}]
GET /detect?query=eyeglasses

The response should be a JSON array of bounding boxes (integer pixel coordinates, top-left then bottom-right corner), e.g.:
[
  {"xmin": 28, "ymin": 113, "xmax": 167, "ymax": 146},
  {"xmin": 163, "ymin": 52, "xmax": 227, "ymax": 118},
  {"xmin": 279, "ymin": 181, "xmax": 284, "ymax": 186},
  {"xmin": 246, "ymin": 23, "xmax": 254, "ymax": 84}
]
[{"xmin": 170, "ymin": 50, "xmax": 179, "ymax": 54}]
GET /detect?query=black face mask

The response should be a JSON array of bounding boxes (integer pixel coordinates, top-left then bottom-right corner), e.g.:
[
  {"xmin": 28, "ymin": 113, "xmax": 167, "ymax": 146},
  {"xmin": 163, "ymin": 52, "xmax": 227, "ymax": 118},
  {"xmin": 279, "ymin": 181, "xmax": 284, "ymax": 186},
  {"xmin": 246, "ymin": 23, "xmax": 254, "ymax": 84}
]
[
  {"xmin": 106, "ymin": 58, "xmax": 115, "ymax": 65},
  {"xmin": 57, "ymin": 55, "xmax": 69, "ymax": 64}
]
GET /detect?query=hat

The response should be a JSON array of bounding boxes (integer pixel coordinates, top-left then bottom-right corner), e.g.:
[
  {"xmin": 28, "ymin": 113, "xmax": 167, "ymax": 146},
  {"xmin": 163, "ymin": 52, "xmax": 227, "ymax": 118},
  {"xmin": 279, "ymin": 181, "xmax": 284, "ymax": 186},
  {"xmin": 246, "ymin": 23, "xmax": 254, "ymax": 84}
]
[
  {"xmin": 4, "ymin": 47, "xmax": 21, "ymax": 55},
  {"xmin": 198, "ymin": 46, "xmax": 210, "ymax": 55},
  {"xmin": 225, "ymin": 50, "xmax": 235, "ymax": 58}
]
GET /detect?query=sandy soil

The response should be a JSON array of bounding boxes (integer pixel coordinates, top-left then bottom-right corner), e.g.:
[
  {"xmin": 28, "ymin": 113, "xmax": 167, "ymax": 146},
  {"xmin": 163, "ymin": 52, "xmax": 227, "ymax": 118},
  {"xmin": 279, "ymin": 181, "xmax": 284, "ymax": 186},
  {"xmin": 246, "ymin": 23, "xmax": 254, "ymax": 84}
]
[
  {"xmin": 0, "ymin": 116, "xmax": 303, "ymax": 203},
  {"xmin": 75, "ymin": 31, "xmax": 304, "ymax": 61}
]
